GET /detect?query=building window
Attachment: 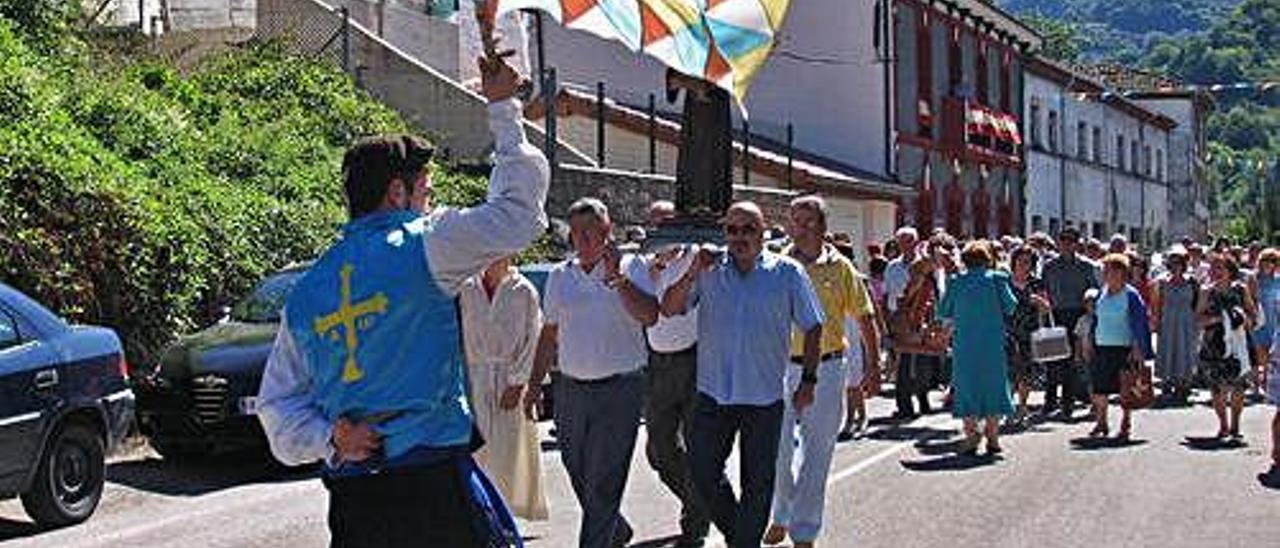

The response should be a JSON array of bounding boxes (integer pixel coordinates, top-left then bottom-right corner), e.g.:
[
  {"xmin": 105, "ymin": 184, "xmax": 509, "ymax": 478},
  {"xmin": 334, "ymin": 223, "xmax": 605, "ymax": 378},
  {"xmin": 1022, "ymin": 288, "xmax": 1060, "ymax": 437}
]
[
  {"xmin": 1030, "ymin": 102, "xmax": 1042, "ymax": 148},
  {"xmin": 1157, "ymin": 149, "xmax": 1165, "ymax": 181},
  {"xmin": 1049, "ymin": 218, "xmax": 1061, "ymax": 236},
  {"xmin": 1032, "ymin": 215, "xmax": 1044, "ymax": 233},
  {"xmin": 1116, "ymin": 134, "xmax": 1125, "ymax": 170},
  {"xmin": 1144, "ymin": 145, "xmax": 1152, "ymax": 176},
  {"xmin": 999, "ymin": 46, "xmax": 1011, "ymax": 112},
  {"xmin": 1092, "ymin": 126, "xmax": 1102, "ymax": 163},
  {"xmin": 1131, "ymin": 227, "xmax": 1142, "ymax": 246},
  {"xmin": 1092, "ymin": 222, "xmax": 1105, "ymax": 239},
  {"xmin": 976, "ymin": 40, "xmax": 989, "ymax": 104},
  {"xmin": 948, "ymin": 23, "xmax": 962, "ymax": 96},
  {"xmin": 916, "ymin": 6, "xmax": 932, "ymax": 137},
  {"xmin": 1077, "ymin": 121, "xmax": 1088, "ymax": 159},
  {"xmin": 1132, "ymin": 141, "xmax": 1141, "ymax": 174},
  {"xmin": 1048, "ymin": 110, "xmax": 1058, "ymax": 152}
]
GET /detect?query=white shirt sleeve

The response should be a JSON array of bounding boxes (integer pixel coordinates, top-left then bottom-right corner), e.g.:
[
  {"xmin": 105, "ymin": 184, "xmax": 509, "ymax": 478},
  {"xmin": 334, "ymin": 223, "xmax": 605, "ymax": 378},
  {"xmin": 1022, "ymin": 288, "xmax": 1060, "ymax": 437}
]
[
  {"xmin": 624, "ymin": 255, "xmax": 652, "ymax": 296},
  {"xmin": 542, "ymin": 265, "xmax": 565, "ymax": 326},
  {"xmin": 424, "ymin": 98, "xmax": 550, "ymax": 296},
  {"xmin": 256, "ymin": 319, "xmax": 335, "ymax": 467}
]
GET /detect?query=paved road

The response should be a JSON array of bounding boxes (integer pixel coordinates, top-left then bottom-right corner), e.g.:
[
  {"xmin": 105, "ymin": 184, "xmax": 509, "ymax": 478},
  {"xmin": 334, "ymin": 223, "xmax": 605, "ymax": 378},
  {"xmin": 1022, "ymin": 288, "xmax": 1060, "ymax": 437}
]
[{"xmin": 2, "ymin": 391, "xmax": 1277, "ymax": 548}]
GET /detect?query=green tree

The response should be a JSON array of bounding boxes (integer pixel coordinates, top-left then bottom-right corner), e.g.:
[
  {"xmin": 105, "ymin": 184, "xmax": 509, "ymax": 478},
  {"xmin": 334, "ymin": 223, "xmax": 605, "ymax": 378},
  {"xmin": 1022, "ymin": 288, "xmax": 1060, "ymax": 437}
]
[{"xmin": 1022, "ymin": 13, "xmax": 1086, "ymax": 63}]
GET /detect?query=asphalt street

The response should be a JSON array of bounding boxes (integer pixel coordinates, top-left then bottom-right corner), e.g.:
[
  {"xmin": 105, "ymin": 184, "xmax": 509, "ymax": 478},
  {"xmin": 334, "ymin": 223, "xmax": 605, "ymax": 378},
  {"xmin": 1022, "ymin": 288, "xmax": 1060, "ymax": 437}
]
[{"xmin": 2, "ymin": 391, "xmax": 1276, "ymax": 548}]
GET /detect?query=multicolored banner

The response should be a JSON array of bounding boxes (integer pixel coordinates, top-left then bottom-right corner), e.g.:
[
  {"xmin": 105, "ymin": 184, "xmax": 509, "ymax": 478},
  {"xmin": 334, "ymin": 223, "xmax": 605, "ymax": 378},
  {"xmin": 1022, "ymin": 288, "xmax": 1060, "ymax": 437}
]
[
  {"xmin": 1072, "ymin": 81, "xmax": 1280, "ymax": 101},
  {"xmin": 964, "ymin": 103, "xmax": 1021, "ymax": 146},
  {"xmin": 488, "ymin": 0, "xmax": 792, "ymax": 106}
]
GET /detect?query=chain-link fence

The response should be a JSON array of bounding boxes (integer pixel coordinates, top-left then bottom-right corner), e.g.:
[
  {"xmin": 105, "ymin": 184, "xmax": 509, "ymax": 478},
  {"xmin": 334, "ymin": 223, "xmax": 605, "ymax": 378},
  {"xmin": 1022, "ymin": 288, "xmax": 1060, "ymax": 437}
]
[
  {"xmin": 257, "ymin": 0, "xmax": 349, "ymax": 71},
  {"xmin": 255, "ymin": 0, "xmax": 589, "ymax": 163}
]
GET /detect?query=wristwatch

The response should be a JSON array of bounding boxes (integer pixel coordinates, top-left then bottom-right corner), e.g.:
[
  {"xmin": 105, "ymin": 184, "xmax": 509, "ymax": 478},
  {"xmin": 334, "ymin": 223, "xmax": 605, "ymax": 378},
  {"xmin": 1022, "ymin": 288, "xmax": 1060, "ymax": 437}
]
[{"xmin": 606, "ymin": 275, "xmax": 629, "ymax": 290}]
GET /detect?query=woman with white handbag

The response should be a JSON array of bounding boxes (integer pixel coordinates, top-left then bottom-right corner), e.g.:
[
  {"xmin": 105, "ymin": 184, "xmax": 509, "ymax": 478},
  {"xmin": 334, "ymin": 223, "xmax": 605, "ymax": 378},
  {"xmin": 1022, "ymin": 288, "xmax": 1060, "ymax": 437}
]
[
  {"xmin": 1197, "ymin": 254, "xmax": 1260, "ymax": 443},
  {"xmin": 1007, "ymin": 247, "xmax": 1053, "ymax": 425}
]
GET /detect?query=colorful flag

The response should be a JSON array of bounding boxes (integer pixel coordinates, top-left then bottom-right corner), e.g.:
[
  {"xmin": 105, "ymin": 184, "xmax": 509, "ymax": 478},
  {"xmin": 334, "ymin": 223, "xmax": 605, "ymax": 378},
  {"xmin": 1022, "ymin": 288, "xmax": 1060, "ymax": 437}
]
[{"xmin": 489, "ymin": 0, "xmax": 793, "ymax": 106}]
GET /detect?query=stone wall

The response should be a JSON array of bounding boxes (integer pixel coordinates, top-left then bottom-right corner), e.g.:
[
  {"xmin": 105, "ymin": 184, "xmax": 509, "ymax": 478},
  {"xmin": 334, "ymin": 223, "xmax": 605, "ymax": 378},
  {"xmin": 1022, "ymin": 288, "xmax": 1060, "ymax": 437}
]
[
  {"xmin": 548, "ymin": 164, "xmax": 797, "ymax": 228},
  {"xmin": 256, "ymin": 0, "xmax": 591, "ymax": 164}
]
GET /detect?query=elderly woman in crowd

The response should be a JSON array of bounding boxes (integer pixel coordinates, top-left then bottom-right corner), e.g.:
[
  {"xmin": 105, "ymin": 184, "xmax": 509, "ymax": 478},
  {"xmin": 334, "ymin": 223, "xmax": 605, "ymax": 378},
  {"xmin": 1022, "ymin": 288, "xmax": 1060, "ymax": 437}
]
[
  {"xmin": 1252, "ymin": 249, "xmax": 1280, "ymax": 370},
  {"xmin": 1006, "ymin": 247, "xmax": 1052, "ymax": 425},
  {"xmin": 1088, "ymin": 254, "xmax": 1154, "ymax": 441},
  {"xmin": 937, "ymin": 241, "xmax": 1017, "ymax": 455},
  {"xmin": 1198, "ymin": 254, "xmax": 1259, "ymax": 442},
  {"xmin": 1152, "ymin": 246, "xmax": 1200, "ymax": 405}
]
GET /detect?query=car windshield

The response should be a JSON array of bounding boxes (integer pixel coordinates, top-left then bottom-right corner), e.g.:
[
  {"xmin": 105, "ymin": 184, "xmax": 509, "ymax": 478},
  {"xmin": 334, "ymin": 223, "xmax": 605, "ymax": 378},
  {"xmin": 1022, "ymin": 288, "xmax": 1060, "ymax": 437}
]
[{"xmin": 230, "ymin": 270, "xmax": 305, "ymax": 324}]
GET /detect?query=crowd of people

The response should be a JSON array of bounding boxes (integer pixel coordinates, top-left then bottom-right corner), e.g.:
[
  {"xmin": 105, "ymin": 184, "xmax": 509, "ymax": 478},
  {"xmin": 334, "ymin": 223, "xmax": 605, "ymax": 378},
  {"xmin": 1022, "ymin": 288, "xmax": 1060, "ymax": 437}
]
[
  {"xmin": 254, "ymin": 53, "xmax": 1279, "ymax": 548},
  {"xmin": 458, "ymin": 191, "xmax": 1280, "ymax": 547}
]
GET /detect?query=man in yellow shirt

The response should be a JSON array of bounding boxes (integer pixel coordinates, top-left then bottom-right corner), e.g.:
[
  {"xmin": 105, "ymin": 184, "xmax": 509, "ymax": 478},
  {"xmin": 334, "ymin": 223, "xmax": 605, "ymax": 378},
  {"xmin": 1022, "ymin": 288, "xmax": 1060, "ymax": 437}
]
[{"xmin": 766, "ymin": 196, "xmax": 882, "ymax": 548}]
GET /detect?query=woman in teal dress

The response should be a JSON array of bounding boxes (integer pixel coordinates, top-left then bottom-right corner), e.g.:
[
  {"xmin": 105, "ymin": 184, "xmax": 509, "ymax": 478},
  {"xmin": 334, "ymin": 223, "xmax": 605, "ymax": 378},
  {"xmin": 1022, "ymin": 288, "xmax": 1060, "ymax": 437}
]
[{"xmin": 937, "ymin": 241, "xmax": 1018, "ymax": 455}]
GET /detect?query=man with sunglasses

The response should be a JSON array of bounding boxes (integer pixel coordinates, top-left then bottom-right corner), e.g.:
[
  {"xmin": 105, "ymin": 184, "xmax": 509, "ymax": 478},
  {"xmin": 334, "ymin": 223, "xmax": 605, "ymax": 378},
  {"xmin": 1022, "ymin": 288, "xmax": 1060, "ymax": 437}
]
[
  {"xmin": 662, "ymin": 201, "xmax": 825, "ymax": 548},
  {"xmin": 257, "ymin": 53, "xmax": 547, "ymax": 546}
]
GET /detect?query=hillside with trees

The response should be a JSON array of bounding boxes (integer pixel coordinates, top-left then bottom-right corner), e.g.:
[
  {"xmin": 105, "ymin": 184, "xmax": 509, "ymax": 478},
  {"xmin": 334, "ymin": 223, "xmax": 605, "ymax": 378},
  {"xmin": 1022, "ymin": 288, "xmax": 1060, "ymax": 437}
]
[
  {"xmin": 999, "ymin": 0, "xmax": 1242, "ymax": 62},
  {"xmin": 0, "ymin": 0, "xmax": 491, "ymax": 366},
  {"xmin": 1004, "ymin": 0, "xmax": 1280, "ymax": 241}
]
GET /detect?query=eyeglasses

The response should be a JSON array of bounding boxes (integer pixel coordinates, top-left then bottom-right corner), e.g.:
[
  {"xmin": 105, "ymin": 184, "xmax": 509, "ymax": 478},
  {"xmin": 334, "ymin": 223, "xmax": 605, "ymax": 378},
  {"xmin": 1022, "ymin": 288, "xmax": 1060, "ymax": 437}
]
[{"xmin": 724, "ymin": 224, "xmax": 761, "ymax": 236}]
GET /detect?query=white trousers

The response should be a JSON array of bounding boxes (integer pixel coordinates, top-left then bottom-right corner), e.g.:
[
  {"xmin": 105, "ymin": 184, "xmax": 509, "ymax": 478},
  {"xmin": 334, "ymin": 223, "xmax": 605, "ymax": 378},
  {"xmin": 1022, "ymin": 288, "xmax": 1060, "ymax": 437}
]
[{"xmin": 771, "ymin": 356, "xmax": 847, "ymax": 542}]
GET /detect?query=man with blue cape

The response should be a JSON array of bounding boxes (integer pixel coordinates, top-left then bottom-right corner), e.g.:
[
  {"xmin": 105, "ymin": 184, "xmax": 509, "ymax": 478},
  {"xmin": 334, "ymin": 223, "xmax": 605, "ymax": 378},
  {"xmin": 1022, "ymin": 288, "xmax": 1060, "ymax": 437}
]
[{"xmin": 257, "ymin": 51, "xmax": 548, "ymax": 547}]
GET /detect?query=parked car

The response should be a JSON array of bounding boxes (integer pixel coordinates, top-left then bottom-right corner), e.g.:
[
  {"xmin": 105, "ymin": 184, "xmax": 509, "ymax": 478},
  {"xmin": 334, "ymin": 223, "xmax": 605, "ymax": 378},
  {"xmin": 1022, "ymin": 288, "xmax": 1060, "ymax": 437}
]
[
  {"xmin": 136, "ymin": 261, "xmax": 559, "ymax": 460},
  {"xmin": 135, "ymin": 264, "xmax": 308, "ymax": 461},
  {"xmin": 0, "ymin": 282, "xmax": 134, "ymax": 528}
]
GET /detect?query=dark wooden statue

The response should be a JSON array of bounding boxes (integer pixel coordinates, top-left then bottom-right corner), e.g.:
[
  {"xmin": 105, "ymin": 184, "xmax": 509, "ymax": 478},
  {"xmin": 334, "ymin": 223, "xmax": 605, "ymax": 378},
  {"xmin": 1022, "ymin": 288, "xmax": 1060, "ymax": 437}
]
[{"xmin": 667, "ymin": 69, "xmax": 733, "ymax": 219}]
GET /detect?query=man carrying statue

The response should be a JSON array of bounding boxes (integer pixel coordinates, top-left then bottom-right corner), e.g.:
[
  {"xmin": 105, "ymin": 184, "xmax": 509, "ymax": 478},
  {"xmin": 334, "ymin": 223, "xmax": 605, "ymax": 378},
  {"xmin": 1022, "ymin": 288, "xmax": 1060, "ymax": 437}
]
[{"xmin": 256, "ymin": 45, "xmax": 549, "ymax": 546}]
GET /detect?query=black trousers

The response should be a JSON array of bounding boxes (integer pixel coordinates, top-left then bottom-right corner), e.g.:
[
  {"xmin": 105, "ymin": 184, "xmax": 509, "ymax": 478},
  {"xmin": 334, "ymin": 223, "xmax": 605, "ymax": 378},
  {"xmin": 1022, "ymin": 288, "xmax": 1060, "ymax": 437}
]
[
  {"xmin": 895, "ymin": 353, "xmax": 936, "ymax": 415},
  {"xmin": 1046, "ymin": 307, "xmax": 1087, "ymax": 410},
  {"xmin": 688, "ymin": 394, "xmax": 783, "ymax": 548},
  {"xmin": 324, "ymin": 459, "xmax": 481, "ymax": 548},
  {"xmin": 645, "ymin": 348, "xmax": 710, "ymax": 538}
]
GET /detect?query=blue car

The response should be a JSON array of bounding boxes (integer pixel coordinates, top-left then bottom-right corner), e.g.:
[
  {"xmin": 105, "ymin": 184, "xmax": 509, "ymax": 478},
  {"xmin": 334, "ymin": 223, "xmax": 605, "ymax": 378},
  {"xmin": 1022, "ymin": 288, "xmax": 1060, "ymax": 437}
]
[{"xmin": 0, "ymin": 283, "xmax": 134, "ymax": 528}]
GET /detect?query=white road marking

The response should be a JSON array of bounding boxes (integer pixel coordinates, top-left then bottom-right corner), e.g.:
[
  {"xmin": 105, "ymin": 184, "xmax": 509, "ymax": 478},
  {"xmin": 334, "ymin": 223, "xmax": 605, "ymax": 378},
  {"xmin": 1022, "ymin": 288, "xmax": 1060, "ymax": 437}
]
[
  {"xmin": 0, "ymin": 411, "xmax": 41, "ymax": 427},
  {"xmin": 103, "ymin": 389, "xmax": 134, "ymax": 402},
  {"xmin": 828, "ymin": 414, "xmax": 956, "ymax": 486},
  {"xmin": 705, "ymin": 414, "xmax": 957, "ymax": 547}
]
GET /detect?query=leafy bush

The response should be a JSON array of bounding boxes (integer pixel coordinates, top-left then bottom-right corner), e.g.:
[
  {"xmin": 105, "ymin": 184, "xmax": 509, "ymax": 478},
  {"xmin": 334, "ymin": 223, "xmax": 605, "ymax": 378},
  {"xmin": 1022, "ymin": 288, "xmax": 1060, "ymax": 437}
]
[{"xmin": 0, "ymin": 15, "xmax": 496, "ymax": 368}]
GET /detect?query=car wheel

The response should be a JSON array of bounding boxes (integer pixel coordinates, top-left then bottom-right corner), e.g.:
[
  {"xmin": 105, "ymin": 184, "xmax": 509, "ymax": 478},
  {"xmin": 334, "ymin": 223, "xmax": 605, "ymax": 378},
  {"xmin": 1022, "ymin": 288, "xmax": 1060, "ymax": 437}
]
[{"xmin": 21, "ymin": 423, "xmax": 105, "ymax": 528}]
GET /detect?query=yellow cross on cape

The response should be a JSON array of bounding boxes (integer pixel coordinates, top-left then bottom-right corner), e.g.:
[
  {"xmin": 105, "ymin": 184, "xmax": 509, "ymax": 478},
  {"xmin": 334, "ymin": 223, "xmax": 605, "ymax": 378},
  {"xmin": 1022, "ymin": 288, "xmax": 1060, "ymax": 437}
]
[{"xmin": 313, "ymin": 263, "xmax": 389, "ymax": 383}]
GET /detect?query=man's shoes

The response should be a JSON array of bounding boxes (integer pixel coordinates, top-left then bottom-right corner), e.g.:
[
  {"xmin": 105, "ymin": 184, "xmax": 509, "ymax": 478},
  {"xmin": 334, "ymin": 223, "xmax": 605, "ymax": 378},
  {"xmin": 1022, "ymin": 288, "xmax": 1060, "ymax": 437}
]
[
  {"xmin": 673, "ymin": 533, "xmax": 706, "ymax": 548},
  {"xmin": 837, "ymin": 429, "xmax": 855, "ymax": 442},
  {"xmin": 674, "ymin": 519, "xmax": 709, "ymax": 548},
  {"xmin": 763, "ymin": 524, "xmax": 787, "ymax": 545},
  {"xmin": 612, "ymin": 520, "xmax": 633, "ymax": 548},
  {"xmin": 794, "ymin": 542, "xmax": 815, "ymax": 548},
  {"xmin": 891, "ymin": 410, "xmax": 917, "ymax": 421}
]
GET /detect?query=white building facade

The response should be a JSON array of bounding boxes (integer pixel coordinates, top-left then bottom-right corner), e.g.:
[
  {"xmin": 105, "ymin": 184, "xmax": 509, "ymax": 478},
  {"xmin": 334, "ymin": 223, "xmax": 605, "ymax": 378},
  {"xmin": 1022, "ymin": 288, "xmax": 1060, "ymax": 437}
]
[
  {"xmin": 1024, "ymin": 58, "xmax": 1175, "ymax": 248},
  {"xmin": 1127, "ymin": 91, "xmax": 1213, "ymax": 242},
  {"xmin": 527, "ymin": 0, "xmax": 915, "ymax": 247}
]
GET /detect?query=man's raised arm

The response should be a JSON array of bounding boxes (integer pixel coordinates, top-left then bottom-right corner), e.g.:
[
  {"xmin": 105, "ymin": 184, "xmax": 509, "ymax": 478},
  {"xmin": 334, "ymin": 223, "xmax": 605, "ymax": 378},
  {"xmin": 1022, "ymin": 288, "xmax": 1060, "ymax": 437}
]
[{"xmin": 425, "ymin": 58, "xmax": 550, "ymax": 295}]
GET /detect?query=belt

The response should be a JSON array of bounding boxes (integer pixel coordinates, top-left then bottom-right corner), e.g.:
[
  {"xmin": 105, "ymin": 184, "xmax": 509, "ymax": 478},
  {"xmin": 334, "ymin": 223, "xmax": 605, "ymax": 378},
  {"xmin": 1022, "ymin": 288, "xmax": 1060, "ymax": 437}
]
[
  {"xmin": 790, "ymin": 350, "xmax": 844, "ymax": 365},
  {"xmin": 651, "ymin": 345, "xmax": 697, "ymax": 357},
  {"xmin": 564, "ymin": 370, "xmax": 641, "ymax": 385}
]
